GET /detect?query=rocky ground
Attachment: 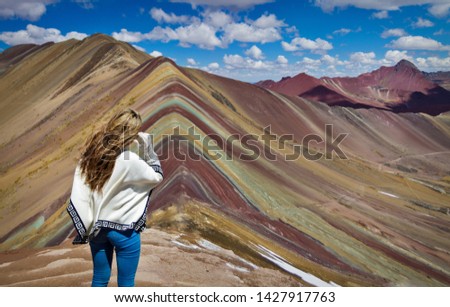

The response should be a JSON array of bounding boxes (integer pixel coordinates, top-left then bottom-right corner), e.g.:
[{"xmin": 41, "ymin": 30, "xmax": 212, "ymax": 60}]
[{"xmin": 0, "ymin": 228, "xmax": 302, "ymax": 287}]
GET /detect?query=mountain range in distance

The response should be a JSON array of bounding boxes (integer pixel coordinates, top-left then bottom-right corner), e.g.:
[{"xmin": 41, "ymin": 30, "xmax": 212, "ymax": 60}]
[{"xmin": 257, "ymin": 59, "xmax": 450, "ymax": 116}]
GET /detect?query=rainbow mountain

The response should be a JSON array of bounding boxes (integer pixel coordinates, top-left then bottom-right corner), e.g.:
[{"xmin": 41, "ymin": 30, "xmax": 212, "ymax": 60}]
[{"xmin": 0, "ymin": 34, "xmax": 449, "ymax": 286}]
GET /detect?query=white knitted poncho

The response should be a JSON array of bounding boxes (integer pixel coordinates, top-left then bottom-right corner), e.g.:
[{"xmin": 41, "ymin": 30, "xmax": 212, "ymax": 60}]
[{"xmin": 67, "ymin": 133, "xmax": 163, "ymax": 244}]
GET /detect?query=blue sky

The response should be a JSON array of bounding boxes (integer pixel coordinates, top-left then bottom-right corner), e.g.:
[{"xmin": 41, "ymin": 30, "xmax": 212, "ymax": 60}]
[{"xmin": 1, "ymin": 0, "xmax": 450, "ymax": 82}]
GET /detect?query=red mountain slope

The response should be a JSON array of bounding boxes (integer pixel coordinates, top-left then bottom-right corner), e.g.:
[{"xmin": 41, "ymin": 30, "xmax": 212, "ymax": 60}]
[{"xmin": 258, "ymin": 60, "xmax": 450, "ymax": 115}]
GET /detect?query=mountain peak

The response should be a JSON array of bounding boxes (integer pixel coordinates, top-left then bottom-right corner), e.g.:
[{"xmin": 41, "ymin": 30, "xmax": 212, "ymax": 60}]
[
  {"xmin": 89, "ymin": 33, "xmax": 116, "ymax": 40},
  {"xmin": 81, "ymin": 33, "xmax": 120, "ymax": 45},
  {"xmin": 395, "ymin": 59, "xmax": 419, "ymax": 71}
]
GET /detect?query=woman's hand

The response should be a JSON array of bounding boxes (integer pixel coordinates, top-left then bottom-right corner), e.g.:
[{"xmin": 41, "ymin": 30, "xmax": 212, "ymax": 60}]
[{"xmin": 137, "ymin": 132, "xmax": 159, "ymax": 165}]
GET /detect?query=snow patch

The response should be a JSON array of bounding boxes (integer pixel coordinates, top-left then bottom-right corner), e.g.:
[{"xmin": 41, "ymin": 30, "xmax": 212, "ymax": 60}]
[
  {"xmin": 226, "ymin": 262, "xmax": 250, "ymax": 273},
  {"xmin": 198, "ymin": 239, "xmax": 223, "ymax": 252},
  {"xmin": 172, "ymin": 240, "xmax": 200, "ymax": 250},
  {"xmin": 378, "ymin": 191, "xmax": 400, "ymax": 198},
  {"xmin": 256, "ymin": 245, "xmax": 339, "ymax": 287},
  {"xmin": 0, "ymin": 262, "xmax": 12, "ymax": 268}
]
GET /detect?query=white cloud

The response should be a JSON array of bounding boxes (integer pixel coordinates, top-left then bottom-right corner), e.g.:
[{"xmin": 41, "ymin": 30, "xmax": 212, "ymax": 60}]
[
  {"xmin": 428, "ymin": 3, "xmax": 450, "ymax": 17},
  {"xmin": 73, "ymin": 0, "xmax": 95, "ymax": 9},
  {"xmin": 169, "ymin": 0, "xmax": 274, "ymax": 9},
  {"xmin": 144, "ymin": 27, "xmax": 176, "ymax": 42},
  {"xmin": 208, "ymin": 62, "xmax": 219, "ymax": 69},
  {"xmin": 150, "ymin": 50, "xmax": 163, "ymax": 57},
  {"xmin": 245, "ymin": 45, "xmax": 264, "ymax": 59},
  {"xmin": 276, "ymin": 55, "xmax": 288, "ymax": 64},
  {"xmin": 223, "ymin": 54, "xmax": 271, "ymax": 70},
  {"xmin": 171, "ymin": 23, "xmax": 222, "ymax": 49},
  {"xmin": 0, "ymin": 24, "xmax": 87, "ymax": 45},
  {"xmin": 112, "ymin": 29, "xmax": 145, "ymax": 43},
  {"xmin": 387, "ymin": 35, "xmax": 450, "ymax": 51},
  {"xmin": 187, "ymin": 58, "xmax": 198, "ymax": 65},
  {"xmin": 281, "ymin": 41, "xmax": 296, "ymax": 51},
  {"xmin": 413, "ymin": 17, "xmax": 435, "ymax": 28},
  {"xmin": 381, "ymin": 28, "xmax": 407, "ymax": 38},
  {"xmin": 313, "ymin": 0, "xmax": 450, "ymax": 16},
  {"xmin": 321, "ymin": 54, "xmax": 347, "ymax": 65},
  {"xmin": 302, "ymin": 57, "xmax": 322, "ymax": 66},
  {"xmin": 433, "ymin": 29, "xmax": 449, "ymax": 35},
  {"xmin": 416, "ymin": 56, "xmax": 450, "ymax": 70},
  {"xmin": 333, "ymin": 28, "xmax": 352, "ymax": 35},
  {"xmin": 314, "ymin": 0, "xmax": 397, "ymax": 11},
  {"xmin": 372, "ymin": 10, "xmax": 389, "ymax": 19},
  {"xmin": 0, "ymin": 0, "xmax": 55, "ymax": 21},
  {"xmin": 332, "ymin": 27, "xmax": 361, "ymax": 36},
  {"xmin": 383, "ymin": 50, "xmax": 414, "ymax": 65},
  {"xmin": 145, "ymin": 23, "xmax": 222, "ymax": 50},
  {"xmin": 115, "ymin": 11, "xmax": 285, "ymax": 49},
  {"xmin": 222, "ymin": 13, "xmax": 285, "ymax": 45},
  {"xmin": 322, "ymin": 54, "xmax": 336, "ymax": 64},
  {"xmin": 285, "ymin": 25, "xmax": 299, "ymax": 35},
  {"xmin": 350, "ymin": 51, "xmax": 377, "ymax": 64},
  {"xmin": 202, "ymin": 10, "xmax": 233, "ymax": 28},
  {"xmin": 321, "ymin": 54, "xmax": 337, "ymax": 65},
  {"xmin": 252, "ymin": 13, "xmax": 286, "ymax": 28},
  {"xmin": 223, "ymin": 23, "xmax": 282, "ymax": 44},
  {"xmin": 282, "ymin": 37, "xmax": 333, "ymax": 52},
  {"xmin": 223, "ymin": 54, "xmax": 246, "ymax": 67},
  {"xmin": 150, "ymin": 7, "xmax": 193, "ymax": 24}
]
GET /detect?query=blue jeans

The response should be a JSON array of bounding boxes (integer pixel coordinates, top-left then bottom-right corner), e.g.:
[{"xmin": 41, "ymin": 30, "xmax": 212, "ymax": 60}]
[{"xmin": 89, "ymin": 228, "xmax": 141, "ymax": 287}]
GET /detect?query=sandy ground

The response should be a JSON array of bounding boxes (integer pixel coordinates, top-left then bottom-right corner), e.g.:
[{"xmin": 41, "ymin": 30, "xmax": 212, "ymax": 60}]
[{"xmin": 0, "ymin": 228, "xmax": 302, "ymax": 287}]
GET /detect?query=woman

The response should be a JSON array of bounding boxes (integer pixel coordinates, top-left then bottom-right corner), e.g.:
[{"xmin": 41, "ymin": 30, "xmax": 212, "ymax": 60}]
[{"xmin": 67, "ymin": 108, "xmax": 163, "ymax": 287}]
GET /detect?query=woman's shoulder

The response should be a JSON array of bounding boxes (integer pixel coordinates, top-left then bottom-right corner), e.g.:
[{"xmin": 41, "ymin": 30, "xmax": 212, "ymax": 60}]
[
  {"xmin": 117, "ymin": 150, "xmax": 142, "ymax": 163},
  {"xmin": 112, "ymin": 151, "xmax": 146, "ymax": 177},
  {"xmin": 113, "ymin": 150, "xmax": 162, "ymax": 183}
]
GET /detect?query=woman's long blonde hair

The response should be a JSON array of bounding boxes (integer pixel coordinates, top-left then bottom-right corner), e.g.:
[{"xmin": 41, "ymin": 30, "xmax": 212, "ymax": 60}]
[{"xmin": 80, "ymin": 108, "xmax": 142, "ymax": 192}]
